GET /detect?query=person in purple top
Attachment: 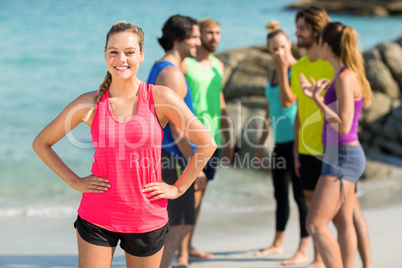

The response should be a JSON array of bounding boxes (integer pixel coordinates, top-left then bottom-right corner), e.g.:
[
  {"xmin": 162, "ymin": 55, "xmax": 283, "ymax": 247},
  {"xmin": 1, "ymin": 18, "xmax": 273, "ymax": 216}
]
[{"xmin": 300, "ymin": 22, "xmax": 372, "ymax": 268}]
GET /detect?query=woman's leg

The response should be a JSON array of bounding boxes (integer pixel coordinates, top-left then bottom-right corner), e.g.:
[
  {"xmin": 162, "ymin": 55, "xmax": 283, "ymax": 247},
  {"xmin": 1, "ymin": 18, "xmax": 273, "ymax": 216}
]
[
  {"xmin": 281, "ymin": 142, "xmax": 309, "ymax": 265},
  {"xmin": 306, "ymin": 176, "xmax": 344, "ymax": 268},
  {"xmin": 332, "ymin": 180, "xmax": 357, "ymax": 268},
  {"xmin": 77, "ymin": 231, "xmax": 115, "ymax": 268},
  {"xmin": 255, "ymin": 144, "xmax": 289, "ymax": 256},
  {"xmin": 352, "ymin": 193, "xmax": 373, "ymax": 268},
  {"xmin": 125, "ymin": 246, "xmax": 164, "ymax": 268}
]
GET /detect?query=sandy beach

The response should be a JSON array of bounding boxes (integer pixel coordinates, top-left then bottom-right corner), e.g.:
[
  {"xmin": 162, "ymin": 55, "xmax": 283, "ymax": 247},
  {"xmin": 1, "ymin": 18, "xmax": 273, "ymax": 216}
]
[{"xmin": 1, "ymin": 173, "xmax": 401, "ymax": 268}]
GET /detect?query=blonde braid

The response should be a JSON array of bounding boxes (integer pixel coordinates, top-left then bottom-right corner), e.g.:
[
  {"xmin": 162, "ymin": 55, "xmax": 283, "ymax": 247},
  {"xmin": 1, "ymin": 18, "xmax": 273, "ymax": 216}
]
[
  {"xmin": 83, "ymin": 71, "xmax": 112, "ymax": 122},
  {"xmin": 95, "ymin": 71, "xmax": 112, "ymax": 103}
]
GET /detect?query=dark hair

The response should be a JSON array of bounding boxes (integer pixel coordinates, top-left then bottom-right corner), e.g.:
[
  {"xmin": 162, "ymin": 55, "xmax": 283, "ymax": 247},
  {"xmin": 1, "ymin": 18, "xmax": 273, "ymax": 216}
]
[
  {"xmin": 321, "ymin": 22, "xmax": 372, "ymax": 107},
  {"xmin": 296, "ymin": 6, "xmax": 330, "ymax": 43},
  {"xmin": 158, "ymin": 14, "xmax": 199, "ymax": 52}
]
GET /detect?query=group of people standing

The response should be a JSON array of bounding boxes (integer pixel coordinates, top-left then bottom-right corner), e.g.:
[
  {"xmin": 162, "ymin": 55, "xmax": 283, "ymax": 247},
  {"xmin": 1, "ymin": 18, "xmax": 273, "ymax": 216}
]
[
  {"xmin": 255, "ymin": 6, "xmax": 373, "ymax": 268},
  {"xmin": 32, "ymin": 5, "xmax": 373, "ymax": 268}
]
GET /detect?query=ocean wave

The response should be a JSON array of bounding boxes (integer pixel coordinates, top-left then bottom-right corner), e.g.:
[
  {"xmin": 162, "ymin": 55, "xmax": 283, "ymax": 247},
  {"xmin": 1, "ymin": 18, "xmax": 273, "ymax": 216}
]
[
  {"xmin": 202, "ymin": 203, "xmax": 277, "ymax": 213},
  {"xmin": 0, "ymin": 206, "xmax": 77, "ymax": 218}
]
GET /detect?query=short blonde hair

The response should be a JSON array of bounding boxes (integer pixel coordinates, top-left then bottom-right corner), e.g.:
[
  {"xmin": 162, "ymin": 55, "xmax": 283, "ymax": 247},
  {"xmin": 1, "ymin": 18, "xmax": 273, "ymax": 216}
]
[{"xmin": 199, "ymin": 18, "xmax": 220, "ymax": 32}]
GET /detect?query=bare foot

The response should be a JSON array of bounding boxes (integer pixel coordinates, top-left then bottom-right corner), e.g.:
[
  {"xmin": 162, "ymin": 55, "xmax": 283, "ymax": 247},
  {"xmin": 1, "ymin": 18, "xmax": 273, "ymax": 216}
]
[
  {"xmin": 176, "ymin": 249, "xmax": 189, "ymax": 266},
  {"xmin": 305, "ymin": 260, "xmax": 326, "ymax": 268},
  {"xmin": 175, "ymin": 255, "xmax": 189, "ymax": 266},
  {"xmin": 189, "ymin": 248, "xmax": 213, "ymax": 259},
  {"xmin": 280, "ymin": 250, "xmax": 309, "ymax": 265},
  {"xmin": 254, "ymin": 245, "xmax": 284, "ymax": 257}
]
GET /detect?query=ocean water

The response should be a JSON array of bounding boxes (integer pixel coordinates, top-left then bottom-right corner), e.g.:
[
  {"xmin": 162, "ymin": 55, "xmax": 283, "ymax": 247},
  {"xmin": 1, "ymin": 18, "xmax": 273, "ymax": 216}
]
[{"xmin": 1, "ymin": 0, "xmax": 401, "ymax": 218}]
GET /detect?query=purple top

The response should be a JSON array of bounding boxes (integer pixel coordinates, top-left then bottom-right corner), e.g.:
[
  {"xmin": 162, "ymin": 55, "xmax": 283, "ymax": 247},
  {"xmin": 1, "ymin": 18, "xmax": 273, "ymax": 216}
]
[{"xmin": 322, "ymin": 67, "xmax": 364, "ymax": 146}]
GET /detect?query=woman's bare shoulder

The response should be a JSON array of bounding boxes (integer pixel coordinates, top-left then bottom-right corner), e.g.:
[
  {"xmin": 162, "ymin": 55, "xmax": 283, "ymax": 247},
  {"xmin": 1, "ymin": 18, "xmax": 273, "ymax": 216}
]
[
  {"xmin": 151, "ymin": 85, "xmax": 176, "ymax": 102},
  {"xmin": 76, "ymin": 90, "xmax": 97, "ymax": 104}
]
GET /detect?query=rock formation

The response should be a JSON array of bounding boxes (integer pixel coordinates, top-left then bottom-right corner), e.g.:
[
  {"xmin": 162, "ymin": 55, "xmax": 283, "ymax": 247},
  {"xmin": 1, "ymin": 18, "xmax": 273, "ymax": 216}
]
[{"xmin": 286, "ymin": 0, "xmax": 402, "ymax": 17}]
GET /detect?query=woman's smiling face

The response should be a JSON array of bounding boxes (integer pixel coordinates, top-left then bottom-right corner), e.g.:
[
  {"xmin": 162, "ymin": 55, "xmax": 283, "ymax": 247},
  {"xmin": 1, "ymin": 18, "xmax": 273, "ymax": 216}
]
[{"xmin": 104, "ymin": 32, "xmax": 144, "ymax": 80}]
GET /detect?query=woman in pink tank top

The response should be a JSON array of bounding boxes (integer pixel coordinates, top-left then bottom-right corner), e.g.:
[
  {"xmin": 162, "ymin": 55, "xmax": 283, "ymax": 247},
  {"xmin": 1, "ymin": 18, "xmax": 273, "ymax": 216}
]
[
  {"xmin": 300, "ymin": 22, "xmax": 372, "ymax": 268},
  {"xmin": 33, "ymin": 21, "xmax": 216, "ymax": 268}
]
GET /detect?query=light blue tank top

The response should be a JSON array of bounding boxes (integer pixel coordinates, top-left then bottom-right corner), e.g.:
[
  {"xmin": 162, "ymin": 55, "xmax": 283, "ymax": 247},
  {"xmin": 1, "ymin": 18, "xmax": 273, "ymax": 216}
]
[
  {"xmin": 265, "ymin": 69, "xmax": 297, "ymax": 144},
  {"xmin": 147, "ymin": 61, "xmax": 197, "ymax": 159}
]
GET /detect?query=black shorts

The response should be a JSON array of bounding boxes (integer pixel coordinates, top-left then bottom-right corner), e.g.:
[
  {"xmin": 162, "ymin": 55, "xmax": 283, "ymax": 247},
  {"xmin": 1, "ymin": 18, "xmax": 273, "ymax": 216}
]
[
  {"xmin": 203, "ymin": 149, "xmax": 220, "ymax": 181},
  {"xmin": 299, "ymin": 154, "xmax": 323, "ymax": 191},
  {"xmin": 161, "ymin": 149, "xmax": 195, "ymax": 226},
  {"xmin": 74, "ymin": 215, "xmax": 168, "ymax": 257}
]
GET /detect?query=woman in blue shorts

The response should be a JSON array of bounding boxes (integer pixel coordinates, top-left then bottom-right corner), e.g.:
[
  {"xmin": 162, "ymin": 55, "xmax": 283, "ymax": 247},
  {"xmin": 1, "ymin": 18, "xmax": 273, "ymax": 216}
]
[{"xmin": 300, "ymin": 22, "xmax": 372, "ymax": 268}]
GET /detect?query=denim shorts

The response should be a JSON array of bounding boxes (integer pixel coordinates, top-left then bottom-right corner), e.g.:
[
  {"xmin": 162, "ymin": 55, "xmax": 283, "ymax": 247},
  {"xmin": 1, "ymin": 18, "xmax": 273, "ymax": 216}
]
[{"xmin": 321, "ymin": 144, "xmax": 366, "ymax": 183}]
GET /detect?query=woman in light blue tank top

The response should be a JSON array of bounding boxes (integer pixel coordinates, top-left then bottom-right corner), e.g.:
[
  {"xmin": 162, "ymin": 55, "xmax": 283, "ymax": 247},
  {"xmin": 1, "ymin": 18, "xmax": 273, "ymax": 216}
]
[{"xmin": 254, "ymin": 21, "xmax": 309, "ymax": 265}]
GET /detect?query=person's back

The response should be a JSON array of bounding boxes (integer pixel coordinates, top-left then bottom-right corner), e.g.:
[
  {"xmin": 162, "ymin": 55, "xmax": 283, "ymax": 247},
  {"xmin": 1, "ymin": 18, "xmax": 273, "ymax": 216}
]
[{"xmin": 147, "ymin": 60, "xmax": 197, "ymax": 158}]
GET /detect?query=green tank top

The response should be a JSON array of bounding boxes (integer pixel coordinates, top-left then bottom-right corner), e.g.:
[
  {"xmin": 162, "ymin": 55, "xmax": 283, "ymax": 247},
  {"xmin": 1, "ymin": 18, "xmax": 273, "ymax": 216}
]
[{"xmin": 185, "ymin": 55, "xmax": 223, "ymax": 145}]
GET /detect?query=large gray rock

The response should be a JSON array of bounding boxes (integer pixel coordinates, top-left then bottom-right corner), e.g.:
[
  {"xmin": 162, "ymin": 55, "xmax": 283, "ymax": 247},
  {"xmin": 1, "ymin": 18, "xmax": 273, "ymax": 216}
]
[
  {"xmin": 362, "ymin": 159, "xmax": 398, "ymax": 180},
  {"xmin": 216, "ymin": 48, "xmax": 253, "ymax": 87},
  {"xmin": 217, "ymin": 47, "xmax": 272, "ymax": 100},
  {"xmin": 382, "ymin": 115, "xmax": 399, "ymax": 141},
  {"xmin": 377, "ymin": 42, "xmax": 402, "ymax": 89},
  {"xmin": 363, "ymin": 48, "xmax": 399, "ymax": 98},
  {"xmin": 363, "ymin": 147, "xmax": 402, "ymax": 180},
  {"xmin": 359, "ymin": 91, "xmax": 392, "ymax": 129},
  {"xmin": 397, "ymin": 37, "xmax": 402, "ymax": 47},
  {"xmin": 375, "ymin": 137, "xmax": 402, "ymax": 157},
  {"xmin": 389, "ymin": 105, "xmax": 402, "ymax": 142},
  {"xmin": 226, "ymin": 96, "xmax": 274, "ymax": 169}
]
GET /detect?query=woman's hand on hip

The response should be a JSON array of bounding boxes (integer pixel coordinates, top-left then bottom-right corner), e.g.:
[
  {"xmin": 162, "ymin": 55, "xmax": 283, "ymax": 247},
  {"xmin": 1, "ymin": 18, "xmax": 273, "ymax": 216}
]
[
  {"xmin": 71, "ymin": 175, "xmax": 111, "ymax": 193},
  {"xmin": 143, "ymin": 182, "xmax": 180, "ymax": 201}
]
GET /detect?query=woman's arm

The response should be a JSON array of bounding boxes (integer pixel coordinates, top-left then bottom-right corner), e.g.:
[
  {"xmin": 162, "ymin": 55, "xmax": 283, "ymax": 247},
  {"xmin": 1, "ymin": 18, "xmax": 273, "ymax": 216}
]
[
  {"xmin": 155, "ymin": 67, "xmax": 195, "ymax": 162},
  {"xmin": 32, "ymin": 92, "xmax": 110, "ymax": 193},
  {"xmin": 275, "ymin": 53, "xmax": 297, "ymax": 108},
  {"xmin": 256, "ymin": 102, "xmax": 271, "ymax": 148},
  {"xmin": 300, "ymin": 71, "xmax": 355, "ymax": 135},
  {"xmin": 144, "ymin": 86, "xmax": 217, "ymax": 200},
  {"xmin": 300, "ymin": 70, "xmax": 358, "ymax": 135},
  {"xmin": 255, "ymin": 102, "xmax": 271, "ymax": 165}
]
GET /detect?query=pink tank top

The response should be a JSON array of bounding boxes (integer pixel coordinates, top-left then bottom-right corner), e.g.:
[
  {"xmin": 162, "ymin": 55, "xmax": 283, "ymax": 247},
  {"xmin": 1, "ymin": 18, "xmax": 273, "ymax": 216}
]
[{"xmin": 78, "ymin": 82, "xmax": 168, "ymax": 233}]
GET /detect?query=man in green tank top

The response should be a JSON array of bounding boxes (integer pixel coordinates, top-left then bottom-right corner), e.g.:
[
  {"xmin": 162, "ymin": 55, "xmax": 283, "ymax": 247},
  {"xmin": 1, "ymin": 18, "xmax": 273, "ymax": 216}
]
[{"xmin": 177, "ymin": 18, "xmax": 233, "ymax": 265}]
